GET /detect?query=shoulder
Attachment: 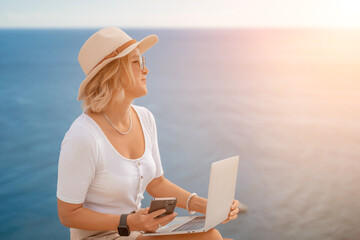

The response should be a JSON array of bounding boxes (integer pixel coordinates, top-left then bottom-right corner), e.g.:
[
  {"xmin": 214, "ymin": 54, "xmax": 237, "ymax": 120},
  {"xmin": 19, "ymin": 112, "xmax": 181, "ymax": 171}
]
[
  {"xmin": 132, "ymin": 104, "xmax": 156, "ymax": 125},
  {"xmin": 61, "ymin": 113, "xmax": 99, "ymax": 148},
  {"xmin": 59, "ymin": 114, "xmax": 100, "ymax": 166}
]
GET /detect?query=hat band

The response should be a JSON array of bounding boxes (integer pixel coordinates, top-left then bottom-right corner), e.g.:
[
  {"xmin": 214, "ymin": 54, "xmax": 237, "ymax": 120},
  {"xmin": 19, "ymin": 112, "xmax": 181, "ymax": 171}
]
[{"xmin": 91, "ymin": 39, "xmax": 137, "ymax": 73}]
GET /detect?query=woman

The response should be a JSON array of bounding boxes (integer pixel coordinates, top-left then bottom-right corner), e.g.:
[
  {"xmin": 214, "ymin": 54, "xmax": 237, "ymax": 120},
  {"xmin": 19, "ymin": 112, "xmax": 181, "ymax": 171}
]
[{"xmin": 57, "ymin": 27, "xmax": 246, "ymax": 240}]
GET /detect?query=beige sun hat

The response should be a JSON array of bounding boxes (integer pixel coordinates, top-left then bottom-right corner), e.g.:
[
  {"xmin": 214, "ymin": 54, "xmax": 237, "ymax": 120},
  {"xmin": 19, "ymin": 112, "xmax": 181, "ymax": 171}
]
[{"xmin": 77, "ymin": 27, "xmax": 159, "ymax": 100}]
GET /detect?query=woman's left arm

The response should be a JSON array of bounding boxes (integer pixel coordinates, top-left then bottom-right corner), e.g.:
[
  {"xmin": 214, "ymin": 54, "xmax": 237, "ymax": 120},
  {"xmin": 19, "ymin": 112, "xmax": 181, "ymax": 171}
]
[
  {"xmin": 146, "ymin": 175, "xmax": 247, "ymax": 223},
  {"xmin": 146, "ymin": 175, "xmax": 207, "ymax": 214}
]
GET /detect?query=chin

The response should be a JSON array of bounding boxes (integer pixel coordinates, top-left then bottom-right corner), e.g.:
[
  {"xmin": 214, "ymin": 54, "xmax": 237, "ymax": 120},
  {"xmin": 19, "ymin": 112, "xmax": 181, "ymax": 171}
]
[
  {"xmin": 141, "ymin": 87, "xmax": 148, "ymax": 96},
  {"xmin": 141, "ymin": 90, "xmax": 148, "ymax": 97},
  {"xmin": 134, "ymin": 89, "xmax": 148, "ymax": 98}
]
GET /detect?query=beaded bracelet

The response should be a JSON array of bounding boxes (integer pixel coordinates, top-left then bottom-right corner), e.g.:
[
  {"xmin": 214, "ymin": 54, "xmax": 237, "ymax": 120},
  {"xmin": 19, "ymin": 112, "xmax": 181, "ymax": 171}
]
[{"xmin": 186, "ymin": 193, "xmax": 197, "ymax": 214}]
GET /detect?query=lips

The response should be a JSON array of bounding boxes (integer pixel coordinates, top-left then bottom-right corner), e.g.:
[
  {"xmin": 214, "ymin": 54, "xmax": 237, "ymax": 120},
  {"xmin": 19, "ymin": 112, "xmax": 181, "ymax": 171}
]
[{"xmin": 141, "ymin": 78, "xmax": 147, "ymax": 81}]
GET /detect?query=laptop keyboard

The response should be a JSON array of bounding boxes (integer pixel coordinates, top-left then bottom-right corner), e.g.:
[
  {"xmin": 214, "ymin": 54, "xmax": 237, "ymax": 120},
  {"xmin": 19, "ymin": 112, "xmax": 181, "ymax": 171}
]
[{"xmin": 171, "ymin": 216, "xmax": 205, "ymax": 232}]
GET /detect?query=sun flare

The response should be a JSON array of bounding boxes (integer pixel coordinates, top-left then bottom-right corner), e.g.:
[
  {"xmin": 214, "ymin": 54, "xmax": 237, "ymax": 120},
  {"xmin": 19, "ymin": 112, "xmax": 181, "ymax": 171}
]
[{"xmin": 326, "ymin": 0, "xmax": 360, "ymax": 28}]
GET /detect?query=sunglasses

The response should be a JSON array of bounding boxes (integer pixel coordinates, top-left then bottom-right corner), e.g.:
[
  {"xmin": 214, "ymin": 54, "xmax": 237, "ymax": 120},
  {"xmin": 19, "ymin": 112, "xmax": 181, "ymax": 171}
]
[{"xmin": 133, "ymin": 55, "xmax": 146, "ymax": 71}]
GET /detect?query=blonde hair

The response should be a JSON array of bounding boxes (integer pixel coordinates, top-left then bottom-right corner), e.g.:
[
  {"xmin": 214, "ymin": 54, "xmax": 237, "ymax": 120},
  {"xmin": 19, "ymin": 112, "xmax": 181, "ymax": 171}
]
[{"xmin": 81, "ymin": 53, "xmax": 136, "ymax": 113}]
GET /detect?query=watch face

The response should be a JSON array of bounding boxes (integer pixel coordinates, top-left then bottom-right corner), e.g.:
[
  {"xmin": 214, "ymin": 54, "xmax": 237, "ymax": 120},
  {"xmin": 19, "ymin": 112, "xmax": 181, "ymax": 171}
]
[{"xmin": 118, "ymin": 226, "xmax": 130, "ymax": 236}]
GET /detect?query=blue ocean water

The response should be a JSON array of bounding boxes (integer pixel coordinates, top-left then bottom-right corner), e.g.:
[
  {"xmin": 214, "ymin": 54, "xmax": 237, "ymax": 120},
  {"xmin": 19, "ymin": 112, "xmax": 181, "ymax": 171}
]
[{"xmin": 0, "ymin": 28, "xmax": 360, "ymax": 240}]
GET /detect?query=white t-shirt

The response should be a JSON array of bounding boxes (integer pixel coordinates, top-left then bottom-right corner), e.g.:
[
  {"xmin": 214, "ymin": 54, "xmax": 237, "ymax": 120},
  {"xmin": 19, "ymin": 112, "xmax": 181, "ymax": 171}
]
[{"xmin": 56, "ymin": 104, "xmax": 164, "ymax": 215}]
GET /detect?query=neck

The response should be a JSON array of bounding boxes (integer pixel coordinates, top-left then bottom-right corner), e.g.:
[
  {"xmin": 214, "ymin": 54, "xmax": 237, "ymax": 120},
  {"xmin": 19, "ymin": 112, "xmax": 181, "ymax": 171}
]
[{"xmin": 102, "ymin": 96, "xmax": 134, "ymax": 128}]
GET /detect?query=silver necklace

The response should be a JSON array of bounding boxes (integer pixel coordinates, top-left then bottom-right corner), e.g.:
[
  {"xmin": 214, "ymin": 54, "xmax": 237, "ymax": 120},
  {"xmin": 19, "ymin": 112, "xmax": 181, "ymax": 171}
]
[{"xmin": 103, "ymin": 110, "xmax": 132, "ymax": 135}]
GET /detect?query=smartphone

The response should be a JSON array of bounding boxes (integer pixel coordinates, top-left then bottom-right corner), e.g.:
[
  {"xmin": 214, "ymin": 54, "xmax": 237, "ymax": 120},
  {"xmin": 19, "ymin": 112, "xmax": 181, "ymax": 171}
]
[{"xmin": 148, "ymin": 197, "xmax": 177, "ymax": 218}]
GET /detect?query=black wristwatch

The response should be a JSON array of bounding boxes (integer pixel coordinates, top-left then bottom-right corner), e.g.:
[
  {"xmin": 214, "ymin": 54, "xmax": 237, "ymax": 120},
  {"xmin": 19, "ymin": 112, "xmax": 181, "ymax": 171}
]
[{"xmin": 117, "ymin": 211, "xmax": 135, "ymax": 236}]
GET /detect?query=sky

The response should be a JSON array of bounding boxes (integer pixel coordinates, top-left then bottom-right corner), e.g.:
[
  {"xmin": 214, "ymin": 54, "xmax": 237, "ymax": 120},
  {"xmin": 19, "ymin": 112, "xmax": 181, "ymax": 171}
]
[{"xmin": 1, "ymin": 0, "xmax": 360, "ymax": 28}]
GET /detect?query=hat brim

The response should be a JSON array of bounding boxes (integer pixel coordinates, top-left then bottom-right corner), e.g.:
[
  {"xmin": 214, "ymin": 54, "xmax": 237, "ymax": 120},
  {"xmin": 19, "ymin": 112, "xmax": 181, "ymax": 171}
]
[{"xmin": 77, "ymin": 34, "xmax": 158, "ymax": 101}]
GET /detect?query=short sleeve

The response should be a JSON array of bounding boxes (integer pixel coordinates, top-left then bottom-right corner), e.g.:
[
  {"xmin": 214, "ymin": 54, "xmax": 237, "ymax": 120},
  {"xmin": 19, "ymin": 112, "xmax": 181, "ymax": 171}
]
[
  {"xmin": 147, "ymin": 110, "xmax": 164, "ymax": 178},
  {"xmin": 56, "ymin": 124, "xmax": 98, "ymax": 204}
]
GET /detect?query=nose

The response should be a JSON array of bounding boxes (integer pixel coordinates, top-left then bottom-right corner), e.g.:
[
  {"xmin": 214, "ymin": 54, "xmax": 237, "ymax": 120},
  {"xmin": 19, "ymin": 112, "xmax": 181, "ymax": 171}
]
[{"xmin": 142, "ymin": 65, "xmax": 149, "ymax": 75}]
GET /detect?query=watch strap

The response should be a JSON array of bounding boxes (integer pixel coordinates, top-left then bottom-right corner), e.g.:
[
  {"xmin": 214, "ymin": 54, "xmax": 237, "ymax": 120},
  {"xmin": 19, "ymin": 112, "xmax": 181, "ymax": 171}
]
[
  {"xmin": 118, "ymin": 214, "xmax": 130, "ymax": 236},
  {"xmin": 120, "ymin": 214, "xmax": 128, "ymax": 226}
]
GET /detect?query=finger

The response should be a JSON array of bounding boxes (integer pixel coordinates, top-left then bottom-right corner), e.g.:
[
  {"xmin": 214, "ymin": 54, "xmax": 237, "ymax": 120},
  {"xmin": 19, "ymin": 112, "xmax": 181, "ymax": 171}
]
[
  {"xmin": 228, "ymin": 208, "xmax": 237, "ymax": 217},
  {"xmin": 231, "ymin": 200, "xmax": 240, "ymax": 210},
  {"xmin": 228, "ymin": 215, "xmax": 238, "ymax": 222},
  {"xmin": 149, "ymin": 209, "xmax": 167, "ymax": 219},
  {"xmin": 223, "ymin": 216, "xmax": 234, "ymax": 224},
  {"xmin": 137, "ymin": 207, "xmax": 149, "ymax": 214},
  {"xmin": 226, "ymin": 211, "xmax": 238, "ymax": 221},
  {"xmin": 233, "ymin": 207, "xmax": 241, "ymax": 214},
  {"xmin": 157, "ymin": 212, "xmax": 178, "ymax": 226},
  {"xmin": 230, "ymin": 211, "xmax": 236, "ymax": 217},
  {"xmin": 160, "ymin": 211, "xmax": 177, "ymax": 221},
  {"xmin": 230, "ymin": 213, "xmax": 239, "ymax": 221},
  {"xmin": 232, "ymin": 207, "xmax": 243, "ymax": 217}
]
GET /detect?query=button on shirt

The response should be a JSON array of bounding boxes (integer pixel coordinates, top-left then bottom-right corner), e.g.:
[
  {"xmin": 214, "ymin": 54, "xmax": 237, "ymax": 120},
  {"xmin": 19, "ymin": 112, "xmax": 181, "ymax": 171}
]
[{"xmin": 56, "ymin": 104, "xmax": 164, "ymax": 215}]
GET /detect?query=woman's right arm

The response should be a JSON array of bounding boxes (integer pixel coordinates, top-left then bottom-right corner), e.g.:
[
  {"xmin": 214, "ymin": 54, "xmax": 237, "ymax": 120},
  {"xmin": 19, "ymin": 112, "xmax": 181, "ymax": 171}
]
[
  {"xmin": 57, "ymin": 198, "xmax": 120, "ymax": 231},
  {"xmin": 57, "ymin": 126, "xmax": 120, "ymax": 230},
  {"xmin": 57, "ymin": 198, "xmax": 177, "ymax": 232}
]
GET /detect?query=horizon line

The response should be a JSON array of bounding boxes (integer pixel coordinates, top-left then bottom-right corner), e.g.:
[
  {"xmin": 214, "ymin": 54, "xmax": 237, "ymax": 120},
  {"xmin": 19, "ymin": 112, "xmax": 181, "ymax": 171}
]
[{"xmin": 1, "ymin": 26, "xmax": 360, "ymax": 30}]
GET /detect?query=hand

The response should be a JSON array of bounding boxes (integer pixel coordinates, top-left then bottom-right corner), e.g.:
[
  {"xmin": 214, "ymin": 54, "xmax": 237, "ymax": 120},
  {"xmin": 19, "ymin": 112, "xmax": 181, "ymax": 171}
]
[
  {"xmin": 127, "ymin": 207, "xmax": 177, "ymax": 233},
  {"xmin": 221, "ymin": 200, "xmax": 247, "ymax": 224}
]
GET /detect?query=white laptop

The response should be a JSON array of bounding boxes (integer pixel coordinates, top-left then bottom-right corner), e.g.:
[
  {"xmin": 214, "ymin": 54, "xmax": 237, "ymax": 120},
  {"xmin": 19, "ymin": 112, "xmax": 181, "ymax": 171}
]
[{"xmin": 142, "ymin": 156, "xmax": 239, "ymax": 236}]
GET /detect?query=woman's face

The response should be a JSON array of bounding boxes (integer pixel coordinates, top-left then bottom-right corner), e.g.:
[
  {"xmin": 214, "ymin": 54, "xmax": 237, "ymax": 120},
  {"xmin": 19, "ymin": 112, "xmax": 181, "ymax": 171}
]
[{"xmin": 124, "ymin": 47, "xmax": 149, "ymax": 99}]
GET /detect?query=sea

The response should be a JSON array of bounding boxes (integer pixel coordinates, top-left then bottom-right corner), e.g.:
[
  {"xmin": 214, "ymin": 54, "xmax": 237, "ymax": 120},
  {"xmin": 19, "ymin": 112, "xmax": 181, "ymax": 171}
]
[{"xmin": 0, "ymin": 28, "xmax": 359, "ymax": 240}]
